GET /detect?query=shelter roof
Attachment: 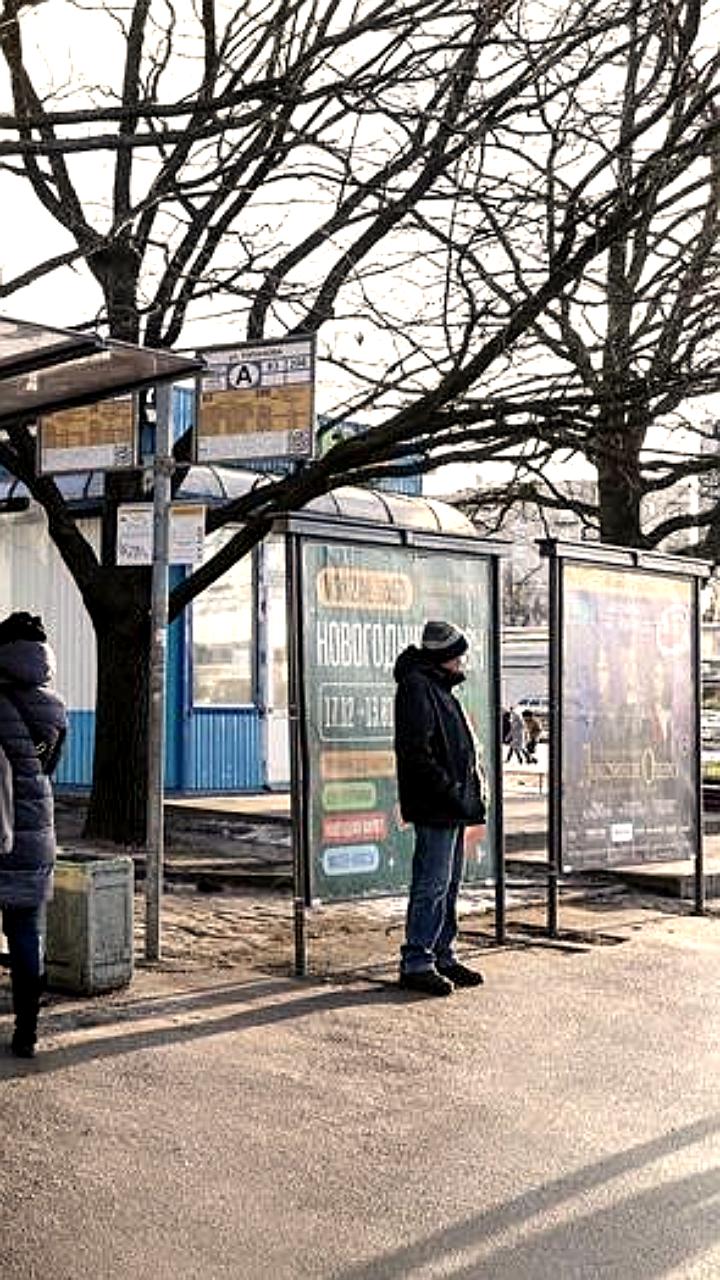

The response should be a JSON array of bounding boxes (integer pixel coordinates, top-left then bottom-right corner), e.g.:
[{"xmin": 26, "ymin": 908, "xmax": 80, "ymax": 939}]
[
  {"xmin": 0, "ymin": 463, "xmax": 477, "ymax": 536},
  {"xmin": 0, "ymin": 316, "xmax": 202, "ymax": 427}
]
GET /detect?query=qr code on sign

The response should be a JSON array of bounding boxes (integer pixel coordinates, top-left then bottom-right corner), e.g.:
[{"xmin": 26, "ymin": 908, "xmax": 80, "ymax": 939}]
[
  {"xmin": 114, "ymin": 444, "xmax": 134, "ymax": 466},
  {"xmin": 288, "ymin": 430, "xmax": 310, "ymax": 454}
]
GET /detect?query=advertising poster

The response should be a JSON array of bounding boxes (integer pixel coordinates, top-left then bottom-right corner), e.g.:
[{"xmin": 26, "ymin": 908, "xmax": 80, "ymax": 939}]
[
  {"xmin": 561, "ymin": 563, "xmax": 697, "ymax": 869},
  {"xmin": 301, "ymin": 539, "xmax": 496, "ymax": 901}
]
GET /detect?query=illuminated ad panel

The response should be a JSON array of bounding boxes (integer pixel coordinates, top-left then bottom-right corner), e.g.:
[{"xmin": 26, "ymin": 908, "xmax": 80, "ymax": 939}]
[
  {"xmin": 302, "ymin": 539, "xmax": 496, "ymax": 901},
  {"xmin": 561, "ymin": 563, "xmax": 697, "ymax": 869}
]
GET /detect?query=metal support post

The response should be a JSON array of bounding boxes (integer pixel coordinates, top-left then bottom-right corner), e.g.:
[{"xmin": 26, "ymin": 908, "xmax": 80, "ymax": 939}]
[
  {"xmin": 546, "ymin": 549, "xmax": 561, "ymax": 938},
  {"xmin": 491, "ymin": 556, "xmax": 506, "ymax": 945},
  {"xmin": 145, "ymin": 382, "xmax": 173, "ymax": 961},
  {"xmin": 293, "ymin": 898, "xmax": 307, "ymax": 978},
  {"xmin": 693, "ymin": 578, "xmax": 706, "ymax": 916},
  {"xmin": 285, "ymin": 532, "xmax": 310, "ymax": 977}
]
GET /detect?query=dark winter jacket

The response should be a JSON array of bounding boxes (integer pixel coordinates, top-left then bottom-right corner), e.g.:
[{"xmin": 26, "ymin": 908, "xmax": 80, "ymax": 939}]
[
  {"xmin": 393, "ymin": 646, "xmax": 486, "ymax": 827},
  {"xmin": 0, "ymin": 639, "xmax": 67, "ymax": 908}
]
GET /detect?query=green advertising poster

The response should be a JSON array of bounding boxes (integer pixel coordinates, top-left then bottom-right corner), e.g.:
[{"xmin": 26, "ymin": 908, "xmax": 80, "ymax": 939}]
[{"xmin": 301, "ymin": 538, "xmax": 496, "ymax": 901}]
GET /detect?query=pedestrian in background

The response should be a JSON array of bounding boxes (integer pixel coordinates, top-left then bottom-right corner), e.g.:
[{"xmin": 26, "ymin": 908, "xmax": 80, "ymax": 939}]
[
  {"xmin": 0, "ymin": 612, "xmax": 67, "ymax": 1058},
  {"xmin": 393, "ymin": 620, "xmax": 486, "ymax": 997},
  {"xmin": 522, "ymin": 709, "xmax": 541, "ymax": 763},
  {"xmin": 505, "ymin": 705, "xmax": 526, "ymax": 763}
]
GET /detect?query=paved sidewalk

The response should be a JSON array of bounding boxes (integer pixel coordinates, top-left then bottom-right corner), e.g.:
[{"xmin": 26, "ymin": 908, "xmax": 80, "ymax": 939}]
[{"xmin": 1, "ymin": 885, "xmax": 719, "ymax": 1280}]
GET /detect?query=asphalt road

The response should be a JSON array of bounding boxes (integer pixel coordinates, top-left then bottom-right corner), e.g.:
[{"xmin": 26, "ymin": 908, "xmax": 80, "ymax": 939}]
[{"xmin": 1, "ymin": 904, "xmax": 719, "ymax": 1279}]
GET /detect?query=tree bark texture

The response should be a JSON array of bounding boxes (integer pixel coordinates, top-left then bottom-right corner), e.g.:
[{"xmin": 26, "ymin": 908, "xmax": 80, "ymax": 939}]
[
  {"xmin": 595, "ymin": 429, "xmax": 643, "ymax": 547},
  {"xmin": 84, "ymin": 578, "xmax": 151, "ymax": 845}
]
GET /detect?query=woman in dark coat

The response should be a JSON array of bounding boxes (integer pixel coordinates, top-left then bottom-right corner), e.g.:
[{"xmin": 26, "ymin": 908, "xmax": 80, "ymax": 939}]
[{"xmin": 0, "ymin": 612, "xmax": 67, "ymax": 1058}]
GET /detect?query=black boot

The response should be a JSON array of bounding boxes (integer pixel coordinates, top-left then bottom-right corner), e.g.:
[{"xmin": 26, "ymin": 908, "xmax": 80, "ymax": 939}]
[{"xmin": 10, "ymin": 971, "xmax": 41, "ymax": 1059}]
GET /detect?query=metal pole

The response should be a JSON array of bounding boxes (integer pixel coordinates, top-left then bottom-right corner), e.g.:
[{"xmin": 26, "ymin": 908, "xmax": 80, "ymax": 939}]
[
  {"xmin": 547, "ymin": 548, "xmax": 561, "ymax": 938},
  {"xmin": 491, "ymin": 555, "xmax": 506, "ymax": 945},
  {"xmin": 145, "ymin": 382, "xmax": 173, "ymax": 961},
  {"xmin": 693, "ymin": 577, "xmax": 706, "ymax": 916},
  {"xmin": 285, "ymin": 532, "xmax": 309, "ymax": 977}
]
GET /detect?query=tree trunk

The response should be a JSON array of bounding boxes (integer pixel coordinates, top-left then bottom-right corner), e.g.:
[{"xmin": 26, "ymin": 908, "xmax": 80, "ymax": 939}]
[
  {"xmin": 84, "ymin": 582, "xmax": 151, "ymax": 845},
  {"xmin": 595, "ymin": 435, "xmax": 643, "ymax": 547}
]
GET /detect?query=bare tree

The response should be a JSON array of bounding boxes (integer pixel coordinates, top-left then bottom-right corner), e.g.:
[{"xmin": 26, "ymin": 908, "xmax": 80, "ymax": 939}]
[
  {"xmin": 440, "ymin": 0, "xmax": 720, "ymax": 550},
  {"xmin": 0, "ymin": 0, "xmax": 718, "ymax": 842}
]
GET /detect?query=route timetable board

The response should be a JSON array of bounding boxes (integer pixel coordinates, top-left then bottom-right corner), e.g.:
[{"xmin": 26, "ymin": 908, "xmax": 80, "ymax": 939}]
[
  {"xmin": 560, "ymin": 562, "xmax": 698, "ymax": 870},
  {"xmin": 300, "ymin": 538, "xmax": 496, "ymax": 902},
  {"xmin": 196, "ymin": 336, "xmax": 315, "ymax": 463},
  {"xmin": 38, "ymin": 396, "xmax": 136, "ymax": 473}
]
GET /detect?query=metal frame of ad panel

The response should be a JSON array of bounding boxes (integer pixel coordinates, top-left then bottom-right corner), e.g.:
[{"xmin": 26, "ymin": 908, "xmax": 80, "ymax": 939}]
[
  {"xmin": 278, "ymin": 512, "xmax": 506, "ymax": 975},
  {"xmin": 540, "ymin": 539, "xmax": 709, "ymax": 935}
]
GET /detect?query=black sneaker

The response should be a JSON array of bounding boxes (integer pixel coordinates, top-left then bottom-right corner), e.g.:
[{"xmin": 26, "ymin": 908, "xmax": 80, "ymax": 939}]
[
  {"xmin": 437, "ymin": 961, "xmax": 484, "ymax": 988},
  {"xmin": 399, "ymin": 969, "xmax": 453, "ymax": 997},
  {"xmin": 10, "ymin": 1033, "xmax": 36, "ymax": 1059}
]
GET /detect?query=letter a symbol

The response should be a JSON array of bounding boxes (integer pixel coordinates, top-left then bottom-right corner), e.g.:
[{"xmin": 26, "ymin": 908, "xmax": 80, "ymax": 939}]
[{"xmin": 228, "ymin": 361, "xmax": 260, "ymax": 389}]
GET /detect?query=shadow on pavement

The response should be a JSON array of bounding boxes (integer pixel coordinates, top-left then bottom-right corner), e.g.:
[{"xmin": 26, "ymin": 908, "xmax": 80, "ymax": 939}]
[
  {"xmin": 0, "ymin": 973, "xmax": 412, "ymax": 1077},
  {"xmin": 336, "ymin": 1113, "xmax": 720, "ymax": 1280}
]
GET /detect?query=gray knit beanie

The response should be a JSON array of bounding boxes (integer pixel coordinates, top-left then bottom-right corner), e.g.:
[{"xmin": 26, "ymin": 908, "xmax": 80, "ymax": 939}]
[{"xmin": 420, "ymin": 620, "xmax": 468, "ymax": 662}]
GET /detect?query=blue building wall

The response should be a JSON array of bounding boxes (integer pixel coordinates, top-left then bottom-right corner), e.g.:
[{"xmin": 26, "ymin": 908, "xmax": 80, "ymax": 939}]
[
  {"xmin": 55, "ymin": 710, "xmax": 95, "ymax": 787},
  {"xmin": 186, "ymin": 709, "xmax": 262, "ymax": 791},
  {"xmin": 55, "ymin": 686, "xmax": 263, "ymax": 794}
]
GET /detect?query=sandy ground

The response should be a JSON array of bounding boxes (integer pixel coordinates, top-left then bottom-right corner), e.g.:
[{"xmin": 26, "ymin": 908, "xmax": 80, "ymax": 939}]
[
  {"xmin": 133, "ymin": 877, "xmax": 701, "ymax": 987},
  {"xmin": 136, "ymin": 886, "xmax": 429, "ymax": 981}
]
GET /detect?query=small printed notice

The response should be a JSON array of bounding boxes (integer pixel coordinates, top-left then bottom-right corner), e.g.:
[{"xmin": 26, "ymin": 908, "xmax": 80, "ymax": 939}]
[
  {"xmin": 168, "ymin": 504, "xmax": 205, "ymax": 565},
  {"xmin": 116, "ymin": 503, "xmax": 206, "ymax": 566},
  {"xmin": 117, "ymin": 504, "xmax": 153, "ymax": 566}
]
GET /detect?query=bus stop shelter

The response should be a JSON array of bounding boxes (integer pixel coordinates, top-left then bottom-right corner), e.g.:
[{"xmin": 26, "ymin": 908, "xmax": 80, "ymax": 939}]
[
  {"xmin": 0, "ymin": 316, "xmax": 201, "ymax": 425},
  {"xmin": 0, "ymin": 314, "xmax": 204, "ymax": 959},
  {"xmin": 273, "ymin": 508, "xmax": 509, "ymax": 975}
]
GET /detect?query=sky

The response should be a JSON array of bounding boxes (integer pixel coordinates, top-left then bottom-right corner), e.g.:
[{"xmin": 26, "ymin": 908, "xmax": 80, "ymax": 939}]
[{"xmin": 2, "ymin": 0, "xmax": 719, "ymax": 506}]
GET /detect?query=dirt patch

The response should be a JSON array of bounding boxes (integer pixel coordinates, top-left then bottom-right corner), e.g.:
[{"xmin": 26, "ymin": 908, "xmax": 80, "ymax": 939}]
[{"xmin": 139, "ymin": 886, "xmax": 411, "ymax": 981}]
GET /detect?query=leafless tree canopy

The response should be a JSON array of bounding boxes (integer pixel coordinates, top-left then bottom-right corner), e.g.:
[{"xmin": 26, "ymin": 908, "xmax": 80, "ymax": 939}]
[
  {"xmin": 1, "ymin": 0, "xmax": 719, "ymax": 839},
  {"xmin": 1, "ymin": 1, "xmax": 719, "ymax": 565}
]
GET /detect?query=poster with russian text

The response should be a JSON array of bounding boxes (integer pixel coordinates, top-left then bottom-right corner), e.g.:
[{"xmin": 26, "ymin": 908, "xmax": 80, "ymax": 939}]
[
  {"xmin": 561, "ymin": 563, "xmax": 697, "ymax": 869},
  {"xmin": 301, "ymin": 540, "xmax": 495, "ymax": 901}
]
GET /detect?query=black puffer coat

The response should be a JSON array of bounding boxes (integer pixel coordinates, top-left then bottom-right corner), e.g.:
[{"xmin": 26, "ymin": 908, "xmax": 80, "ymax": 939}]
[
  {"xmin": 393, "ymin": 646, "xmax": 486, "ymax": 827},
  {"xmin": 0, "ymin": 638, "xmax": 67, "ymax": 908}
]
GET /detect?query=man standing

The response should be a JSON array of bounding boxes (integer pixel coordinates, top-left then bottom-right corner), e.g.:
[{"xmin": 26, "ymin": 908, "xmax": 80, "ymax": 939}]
[{"xmin": 393, "ymin": 620, "xmax": 486, "ymax": 996}]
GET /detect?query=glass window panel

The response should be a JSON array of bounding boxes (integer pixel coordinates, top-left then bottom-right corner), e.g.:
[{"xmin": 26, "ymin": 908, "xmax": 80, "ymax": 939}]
[
  {"xmin": 192, "ymin": 530, "xmax": 253, "ymax": 705},
  {"xmin": 266, "ymin": 536, "xmax": 288, "ymax": 712}
]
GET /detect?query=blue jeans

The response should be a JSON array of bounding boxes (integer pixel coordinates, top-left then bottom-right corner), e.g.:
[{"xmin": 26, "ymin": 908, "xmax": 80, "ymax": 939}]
[
  {"xmin": 400, "ymin": 825, "xmax": 464, "ymax": 974},
  {"xmin": 2, "ymin": 905, "xmax": 45, "ymax": 986}
]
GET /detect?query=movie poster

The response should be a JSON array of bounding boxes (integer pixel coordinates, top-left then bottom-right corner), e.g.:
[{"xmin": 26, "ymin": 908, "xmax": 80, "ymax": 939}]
[
  {"xmin": 561, "ymin": 564, "xmax": 697, "ymax": 869},
  {"xmin": 301, "ymin": 540, "xmax": 496, "ymax": 901}
]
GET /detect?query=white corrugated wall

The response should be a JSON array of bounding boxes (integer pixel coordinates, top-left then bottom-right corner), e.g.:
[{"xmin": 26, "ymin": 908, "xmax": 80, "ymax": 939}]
[{"xmin": 0, "ymin": 505, "xmax": 98, "ymax": 710}]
